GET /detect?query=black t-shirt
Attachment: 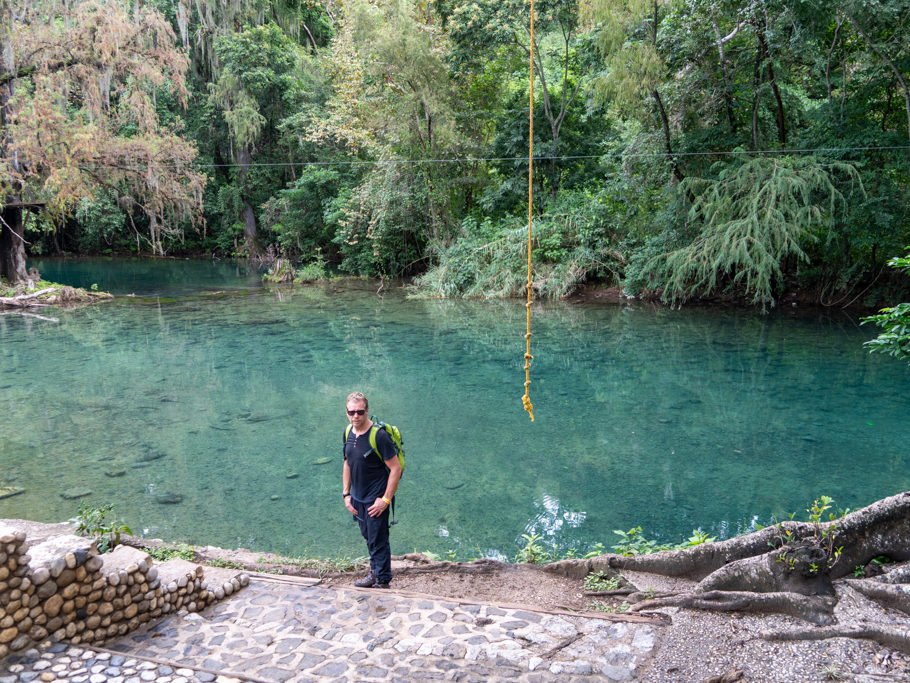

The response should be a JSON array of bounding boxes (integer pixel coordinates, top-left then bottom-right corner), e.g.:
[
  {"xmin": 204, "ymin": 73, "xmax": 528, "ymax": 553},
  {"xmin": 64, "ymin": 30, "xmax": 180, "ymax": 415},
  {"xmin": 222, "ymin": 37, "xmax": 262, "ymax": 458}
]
[{"xmin": 344, "ymin": 425, "xmax": 396, "ymax": 503}]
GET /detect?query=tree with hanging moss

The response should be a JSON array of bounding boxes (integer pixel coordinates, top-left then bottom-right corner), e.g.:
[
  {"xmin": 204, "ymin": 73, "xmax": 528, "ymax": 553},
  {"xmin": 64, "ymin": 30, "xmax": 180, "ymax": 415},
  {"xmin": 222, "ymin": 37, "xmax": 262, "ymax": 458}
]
[{"xmin": 0, "ymin": 0, "xmax": 205, "ymax": 284}]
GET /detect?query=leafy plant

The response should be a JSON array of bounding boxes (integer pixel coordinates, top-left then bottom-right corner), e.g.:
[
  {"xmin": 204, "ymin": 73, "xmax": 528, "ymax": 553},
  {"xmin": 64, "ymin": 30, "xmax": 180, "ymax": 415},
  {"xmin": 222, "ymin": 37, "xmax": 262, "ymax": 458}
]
[
  {"xmin": 772, "ymin": 495, "xmax": 845, "ymax": 574},
  {"xmin": 73, "ymin": 504, "xmax": 132, "ymax": 553},
  {"xmin": 588, "ymin": 600, "xmax": 630, "ymax": 613},
  {"xmin": 862, "ymin": 249, "xmax": 910, "ymax": 363},
  {"xmin": 295, "ymin": 250, "xmax": 330, "ymax": 283},
  {"xmin": 146, "ymin": 543, "xmax": 197, "ymax": 562},
  {"xmin": 684, "ymin": 529, "xmax": 717, "ymax": 546},
  {"xmin": 515, "ymin": 533, "xmax": 547, "ymax": 564},
  {"xmin": 206, "ymin": 557, "xmax": 245, "ymax": 570},
  {"xmin": 584, "ymin": 571, "xmax": 623, "ymax": 592},
  {"xmin": 612, "ymin": 527, "xmax": 661, "ymax": 556}
]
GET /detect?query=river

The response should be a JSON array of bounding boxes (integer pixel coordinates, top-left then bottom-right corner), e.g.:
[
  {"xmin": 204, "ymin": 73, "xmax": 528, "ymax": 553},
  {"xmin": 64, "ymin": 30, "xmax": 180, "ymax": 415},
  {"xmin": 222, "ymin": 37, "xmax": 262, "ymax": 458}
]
[{"xmin": 1, "ymin": 257, "xmax": 907, "ymax": 561}]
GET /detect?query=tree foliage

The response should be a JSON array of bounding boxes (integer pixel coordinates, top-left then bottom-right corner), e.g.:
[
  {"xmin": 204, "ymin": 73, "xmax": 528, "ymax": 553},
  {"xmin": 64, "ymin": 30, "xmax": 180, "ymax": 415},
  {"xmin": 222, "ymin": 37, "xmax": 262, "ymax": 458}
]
[
  {"xmin": 640, "ymin": 156, "xmax": 863, "ymax": 307},
  {"xmin": 5, "ymin": 0, "xmax": 908, "ymax": 309},
  {"xmin": 0, "ymin": 0, "xmax": 204, "ymax": 281},
  {"xmin": 863, "ymin": 249, "xmax": 910, "ymax": 362}
]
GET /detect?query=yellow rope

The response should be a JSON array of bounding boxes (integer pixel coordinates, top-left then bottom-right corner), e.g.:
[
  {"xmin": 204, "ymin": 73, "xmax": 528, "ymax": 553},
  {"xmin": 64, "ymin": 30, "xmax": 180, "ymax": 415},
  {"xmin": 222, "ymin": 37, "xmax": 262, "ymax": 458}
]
[{"xmin": 522, "ymin": 0, "xmax": 535, "ymax": 422}]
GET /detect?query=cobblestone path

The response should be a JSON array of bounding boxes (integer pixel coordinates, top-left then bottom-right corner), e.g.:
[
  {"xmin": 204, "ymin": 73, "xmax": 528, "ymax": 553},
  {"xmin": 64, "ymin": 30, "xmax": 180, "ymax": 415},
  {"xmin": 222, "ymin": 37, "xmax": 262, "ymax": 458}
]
[{"xmin": 2, "ymin": 577, "xmax": 660, "ymax": 682}]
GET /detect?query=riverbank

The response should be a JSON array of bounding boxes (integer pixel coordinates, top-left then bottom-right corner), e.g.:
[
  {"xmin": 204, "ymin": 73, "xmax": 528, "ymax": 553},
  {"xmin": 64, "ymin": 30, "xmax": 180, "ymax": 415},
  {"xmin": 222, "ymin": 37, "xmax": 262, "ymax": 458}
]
[
  {"xmin": 129, "ymin": 534, "xmax": 910, "ymax": 681},
  {"xmin": 0, "ymin": 279, "xmax": 112, "ymax": 310}
]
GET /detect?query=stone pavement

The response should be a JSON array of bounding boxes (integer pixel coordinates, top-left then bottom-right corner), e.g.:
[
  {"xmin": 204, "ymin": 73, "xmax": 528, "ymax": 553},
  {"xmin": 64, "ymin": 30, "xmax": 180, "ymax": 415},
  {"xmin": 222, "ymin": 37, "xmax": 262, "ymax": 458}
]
[{"xmin": 1, "ymin": 574, "xmax": 663, "ymax": 682}]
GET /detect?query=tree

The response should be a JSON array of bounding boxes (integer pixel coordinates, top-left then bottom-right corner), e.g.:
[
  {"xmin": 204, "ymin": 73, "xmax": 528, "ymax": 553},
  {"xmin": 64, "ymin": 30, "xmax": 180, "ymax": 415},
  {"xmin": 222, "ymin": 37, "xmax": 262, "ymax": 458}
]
[
  {"xmin": 640, "ymin": 155, "xmax": 862, "ymax": 307},
  {"xmin": 209, "ymin": 23, "xmax": 307, "ymax": 254},
  {"xmin": 862, "ymin": 249, "xmax": 910, "ymax": 362},
  {"xmin": 586, "ymin": 0, "xmax": 684, "ymax": 181},
  {"xmin": 0, "ymin": 0, "xmax": 204, "ymax": 284},
  {"xmin": 306, "ymin": 0, "xmax": 470, "ymax": 275},
  {"xmin": 438, "ymin": 0, "xmax": 586, "ymax": 192}
]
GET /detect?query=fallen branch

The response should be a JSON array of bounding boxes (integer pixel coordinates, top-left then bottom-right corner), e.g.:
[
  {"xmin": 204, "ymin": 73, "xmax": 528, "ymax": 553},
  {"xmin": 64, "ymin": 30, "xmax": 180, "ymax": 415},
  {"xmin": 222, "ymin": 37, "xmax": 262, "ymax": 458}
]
[
  {"xmin": 0, "ymin": 287, "xmax": 57, "ymax": 307},
  {"xmin": 762, "ymin": 620, "xmax": 910, "ymax": 655},
  {"xmin": 584, "ymin": 588, "xmax": 636, "ymax": 597},
  {"xmin": 627, "ymin": 590, "xmax": 837, "ymax": 625}
]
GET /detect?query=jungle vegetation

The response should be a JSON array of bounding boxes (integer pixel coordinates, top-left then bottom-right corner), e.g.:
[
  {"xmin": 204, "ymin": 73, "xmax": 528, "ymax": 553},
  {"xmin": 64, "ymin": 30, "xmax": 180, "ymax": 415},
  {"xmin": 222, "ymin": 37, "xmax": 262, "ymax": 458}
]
[{"xmin": 1, "ymin": 0, "xmax": 908, "ymax": 309}]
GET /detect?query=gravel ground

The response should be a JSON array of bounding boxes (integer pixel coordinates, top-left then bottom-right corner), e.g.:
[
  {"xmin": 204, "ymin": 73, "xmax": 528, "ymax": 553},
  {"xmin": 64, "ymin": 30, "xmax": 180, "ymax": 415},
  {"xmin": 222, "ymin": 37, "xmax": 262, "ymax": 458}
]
[{"xmin": 625, "ymin": 570, "xmax": 910, "ymax": 683}]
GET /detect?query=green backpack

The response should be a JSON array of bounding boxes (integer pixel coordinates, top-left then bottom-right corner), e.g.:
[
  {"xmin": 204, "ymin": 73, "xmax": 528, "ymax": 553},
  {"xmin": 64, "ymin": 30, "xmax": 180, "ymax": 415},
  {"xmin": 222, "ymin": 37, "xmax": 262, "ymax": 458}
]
[{"xmin": 343, "ymin": 418, "xmax": 406, "ymax": 474}]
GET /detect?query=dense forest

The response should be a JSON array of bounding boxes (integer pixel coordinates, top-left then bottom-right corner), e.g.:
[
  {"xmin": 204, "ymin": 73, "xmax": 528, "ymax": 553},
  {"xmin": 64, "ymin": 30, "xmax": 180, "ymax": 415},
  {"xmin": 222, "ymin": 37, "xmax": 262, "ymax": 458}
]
[{"xmin": 1, "ymin": 0, "xmax": 908, "ymax": 308}]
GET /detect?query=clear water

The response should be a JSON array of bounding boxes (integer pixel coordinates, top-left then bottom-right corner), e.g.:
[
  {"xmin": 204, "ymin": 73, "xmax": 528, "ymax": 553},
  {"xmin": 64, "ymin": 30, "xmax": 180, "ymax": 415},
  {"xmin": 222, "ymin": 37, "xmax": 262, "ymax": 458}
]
[{"xmin": 2, "ymin": 257, "xmax": 908, "ymax": 562}]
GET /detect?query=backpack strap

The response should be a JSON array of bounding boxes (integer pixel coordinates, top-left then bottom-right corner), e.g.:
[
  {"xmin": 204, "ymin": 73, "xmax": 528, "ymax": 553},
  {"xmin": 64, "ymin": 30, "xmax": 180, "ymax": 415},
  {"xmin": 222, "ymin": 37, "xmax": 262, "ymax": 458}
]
[{"xmin": 343, "ymin": 424, "xmax": 353, "ymax": 457}]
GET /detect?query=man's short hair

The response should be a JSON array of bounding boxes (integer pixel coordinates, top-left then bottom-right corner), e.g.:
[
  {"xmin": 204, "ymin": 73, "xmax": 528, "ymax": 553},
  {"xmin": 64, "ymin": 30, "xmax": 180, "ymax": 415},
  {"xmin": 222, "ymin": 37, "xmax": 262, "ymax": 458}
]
[{"xmin": 346, "ymin": 392, "xmax": 368, "ymax": 409}]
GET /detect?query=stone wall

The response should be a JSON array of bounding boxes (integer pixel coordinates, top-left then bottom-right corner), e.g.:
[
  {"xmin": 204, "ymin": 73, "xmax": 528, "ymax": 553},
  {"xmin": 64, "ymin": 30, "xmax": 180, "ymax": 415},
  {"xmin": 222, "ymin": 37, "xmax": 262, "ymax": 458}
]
[{"xmin": 0, "ymin": 521, "xmax": 248, "ymax": 660}]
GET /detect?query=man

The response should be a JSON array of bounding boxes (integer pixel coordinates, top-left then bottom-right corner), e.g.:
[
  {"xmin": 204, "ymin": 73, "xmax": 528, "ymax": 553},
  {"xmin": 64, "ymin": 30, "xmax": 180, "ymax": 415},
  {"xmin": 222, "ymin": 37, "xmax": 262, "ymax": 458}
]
[{"xmin": 342, "ymin": 392, "xmax": 401, "ymax": 588}]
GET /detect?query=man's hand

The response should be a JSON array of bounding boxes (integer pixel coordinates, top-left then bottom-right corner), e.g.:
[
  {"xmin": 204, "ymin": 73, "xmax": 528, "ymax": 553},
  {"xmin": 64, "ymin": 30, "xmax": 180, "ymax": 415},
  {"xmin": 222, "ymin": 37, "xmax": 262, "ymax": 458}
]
[
  {"xmin": 344, "ymin": 496, "xmax": 357, "ymax": 515},
  {"xmin": 368, "ymin": 497, "xmax": 389, "ymax": 517}
]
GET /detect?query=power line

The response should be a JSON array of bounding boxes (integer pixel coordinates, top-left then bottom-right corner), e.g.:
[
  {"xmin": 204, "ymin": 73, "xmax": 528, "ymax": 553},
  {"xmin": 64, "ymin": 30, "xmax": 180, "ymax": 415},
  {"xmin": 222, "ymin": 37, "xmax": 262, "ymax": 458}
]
[
  {"xmin": 184, "ymin": 144, "xmax": 910, "ymax": 170},
  {"xmin": 81, "ymin": 144, "xmax": 910, "ymax": 173}
]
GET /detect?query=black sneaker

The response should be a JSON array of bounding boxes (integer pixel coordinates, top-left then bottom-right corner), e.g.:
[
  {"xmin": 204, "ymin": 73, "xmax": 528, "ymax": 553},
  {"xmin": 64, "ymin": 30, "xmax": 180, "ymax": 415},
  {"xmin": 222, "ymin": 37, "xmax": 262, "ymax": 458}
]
[
  {"xmin": 354, "ymin": 573, "xmax": 376, "ymax": 588},
  {"xmin": 373, "ymin": 581, "xmax": 390, "ymax": 589}
]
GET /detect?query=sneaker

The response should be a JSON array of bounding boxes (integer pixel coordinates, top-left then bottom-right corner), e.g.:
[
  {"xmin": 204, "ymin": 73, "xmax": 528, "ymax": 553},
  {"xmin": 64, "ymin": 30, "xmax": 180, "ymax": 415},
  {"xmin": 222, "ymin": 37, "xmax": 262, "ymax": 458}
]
[
  {"xmin": 373, "ymin": 581, "xmax": 390, "ymax": 589},
  {"xmin": 354, "ymin": 573, "xmax": 376, "ymax": 588}
]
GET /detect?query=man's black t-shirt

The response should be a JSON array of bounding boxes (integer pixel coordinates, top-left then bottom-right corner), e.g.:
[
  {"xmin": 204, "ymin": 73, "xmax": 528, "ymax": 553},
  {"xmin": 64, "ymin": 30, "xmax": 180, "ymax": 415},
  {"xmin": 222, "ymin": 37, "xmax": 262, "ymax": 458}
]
[{"xmin": 344, "ymin": 425, "xmax": 396, "ymax": 503}]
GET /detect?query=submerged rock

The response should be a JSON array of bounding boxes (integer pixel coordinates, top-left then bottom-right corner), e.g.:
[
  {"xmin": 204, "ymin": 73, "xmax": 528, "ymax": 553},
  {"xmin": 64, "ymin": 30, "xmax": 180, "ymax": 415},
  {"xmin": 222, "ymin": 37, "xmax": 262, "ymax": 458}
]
[
  {"xmin": 60, "ymin": 488, "xmax": 92, "ymax": 500},
  {"xmin": 155, "ymin": 492, "xmax": 184, "ymax": 504},
  {"xmin": 136, "ymin": 449, "xmax": 166, "ymax": 463},
  {"xmin": 105, "ymin": 469, "xmax": 127, "ymax": 478},
  {"xmin": 0, "ymin": 486, "xmax": 24, "ymax": 500}
]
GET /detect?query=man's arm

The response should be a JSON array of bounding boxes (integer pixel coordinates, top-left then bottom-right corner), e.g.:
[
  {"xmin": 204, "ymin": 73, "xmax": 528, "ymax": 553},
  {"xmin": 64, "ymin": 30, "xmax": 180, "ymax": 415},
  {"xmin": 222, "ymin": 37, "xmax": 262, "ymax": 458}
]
[
  {"xmin": 368, "ymin": 455, "xmax": 401, "ymax": 517},
  {"xmin": 342, "ymin": 458, "xmax": 356, "ymax": 515}
]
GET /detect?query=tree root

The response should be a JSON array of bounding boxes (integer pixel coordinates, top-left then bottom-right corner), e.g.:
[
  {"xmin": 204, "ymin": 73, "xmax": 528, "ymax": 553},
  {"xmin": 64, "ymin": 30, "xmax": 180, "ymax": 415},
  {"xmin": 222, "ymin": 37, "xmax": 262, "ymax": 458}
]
[
  {"xmin": 878, "ymin": 563, "xmax": 910, "ymax": 584},
  {"xmin": 627, "ymin": 590, "xmax": 837, "ymax": 625},
  {"xmin": 762, "ymin": 621, "xmax": 910, "ymax": 655},
  {"xmin": 844, "ymin": 578, "xmax": 910, "ymax": 617},
  {"xmin": 554, "ymin": 491, "xmax": 910, "ymax": 583}
]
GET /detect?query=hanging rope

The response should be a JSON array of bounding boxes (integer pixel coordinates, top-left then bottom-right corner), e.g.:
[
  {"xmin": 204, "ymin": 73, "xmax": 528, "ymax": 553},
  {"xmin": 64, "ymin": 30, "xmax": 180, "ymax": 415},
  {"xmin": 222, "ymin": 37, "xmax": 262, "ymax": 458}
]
[{"xmin": 522, "ymin": 0, "xmax": 535, "ymax": 422}]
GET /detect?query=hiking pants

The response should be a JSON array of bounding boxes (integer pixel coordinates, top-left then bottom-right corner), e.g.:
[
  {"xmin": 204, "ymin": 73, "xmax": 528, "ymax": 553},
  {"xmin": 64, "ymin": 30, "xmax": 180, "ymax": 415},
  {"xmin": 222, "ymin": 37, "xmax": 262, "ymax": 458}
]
[{"xmin": 352, "ymin": 498, "xmax": 392, "ymax": 584}]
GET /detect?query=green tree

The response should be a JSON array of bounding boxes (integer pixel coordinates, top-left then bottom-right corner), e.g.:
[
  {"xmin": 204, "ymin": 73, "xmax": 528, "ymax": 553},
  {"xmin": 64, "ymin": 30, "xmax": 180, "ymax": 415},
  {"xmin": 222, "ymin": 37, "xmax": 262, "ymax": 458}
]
[
  {"xmin": 863, "ymin": 249, "xmax": 910, "ymax": 362},
  {"xmin": 632, "ymin": 155, "xmax": 862, "ymax": 307},
  {"xmin": 0, "ymin": 0, "xmax": 204, "ymax": 284},
  {"xmin": 209, "ymin": 23, "xmax": 307, "ymax": 253},
  {"xmin": 438, "ymin": 0, "xmax": 586, "ymax": 191}
]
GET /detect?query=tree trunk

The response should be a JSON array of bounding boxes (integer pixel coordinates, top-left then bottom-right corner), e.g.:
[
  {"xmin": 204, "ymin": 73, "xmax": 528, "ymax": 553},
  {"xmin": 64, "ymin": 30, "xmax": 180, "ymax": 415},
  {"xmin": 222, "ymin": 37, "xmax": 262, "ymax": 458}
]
[
  {"xmin": 0, "ymin": 0, "xmax": 26, "ymax": 284},
  {"xmin": 236, "ymin": 144, "xmax": 260, "ymax": 255},
  {"xmin": 651, "ymin": 88, "xmax": 683, "ymax": 183},
  {"xmin": 713, "ymin": 20, "xmax": 740, "ymax": 133},
  {"xmin": 755, "ymin": 28, "xmax": 786, "ymax": 145},
  {"xmin": 0, "ymin": 205, "xmax": 28, "ymax": 284}
]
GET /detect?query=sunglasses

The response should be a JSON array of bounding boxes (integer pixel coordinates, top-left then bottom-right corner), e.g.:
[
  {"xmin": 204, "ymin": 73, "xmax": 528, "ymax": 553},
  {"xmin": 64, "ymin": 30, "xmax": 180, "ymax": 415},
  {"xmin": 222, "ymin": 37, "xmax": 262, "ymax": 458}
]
[{"xmin": 347, "ymin": 409, "xmax": 366, "ymax": 416}]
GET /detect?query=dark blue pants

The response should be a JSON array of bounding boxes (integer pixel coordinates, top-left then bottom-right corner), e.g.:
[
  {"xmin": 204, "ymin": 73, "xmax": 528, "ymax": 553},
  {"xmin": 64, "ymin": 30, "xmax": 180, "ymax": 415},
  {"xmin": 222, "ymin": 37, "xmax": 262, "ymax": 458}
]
[{"xmin": 352, "ymin": 498, "xmax": 391, "ymax": 584}]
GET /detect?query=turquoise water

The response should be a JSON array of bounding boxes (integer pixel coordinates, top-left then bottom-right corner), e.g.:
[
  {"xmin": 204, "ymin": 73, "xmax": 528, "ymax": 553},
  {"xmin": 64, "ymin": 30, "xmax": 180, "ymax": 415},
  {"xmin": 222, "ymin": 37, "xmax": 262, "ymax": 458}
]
[{"xmin": 2, "ymin": 257, "xmax": 908, "ymax": 561}]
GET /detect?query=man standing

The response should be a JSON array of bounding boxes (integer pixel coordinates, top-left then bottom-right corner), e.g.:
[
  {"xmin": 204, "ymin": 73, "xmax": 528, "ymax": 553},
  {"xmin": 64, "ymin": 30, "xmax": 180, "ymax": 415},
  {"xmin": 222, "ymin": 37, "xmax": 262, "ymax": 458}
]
[{"xmin": 342, "ymin": 392, "xmax": 401, "ymax": 588}]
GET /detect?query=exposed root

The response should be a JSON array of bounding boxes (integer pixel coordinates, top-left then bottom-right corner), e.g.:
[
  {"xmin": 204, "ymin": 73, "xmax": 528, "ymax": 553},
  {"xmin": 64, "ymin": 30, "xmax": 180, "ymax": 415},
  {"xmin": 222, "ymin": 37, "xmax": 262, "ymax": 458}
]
[
  {"xmin": 627, "ymin": 590, "xmax": 837, "ymax": 625},
  {"xmin": 844, "ymin": 579, "xmax": 910, "ymax": 617},
  {"xmin": 878, "ymin": 563, "xmax": 910, "ymax": 584},
  {"xmin": 762, "ymin": 621, "xmax": 910, "ymax": 656}
]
